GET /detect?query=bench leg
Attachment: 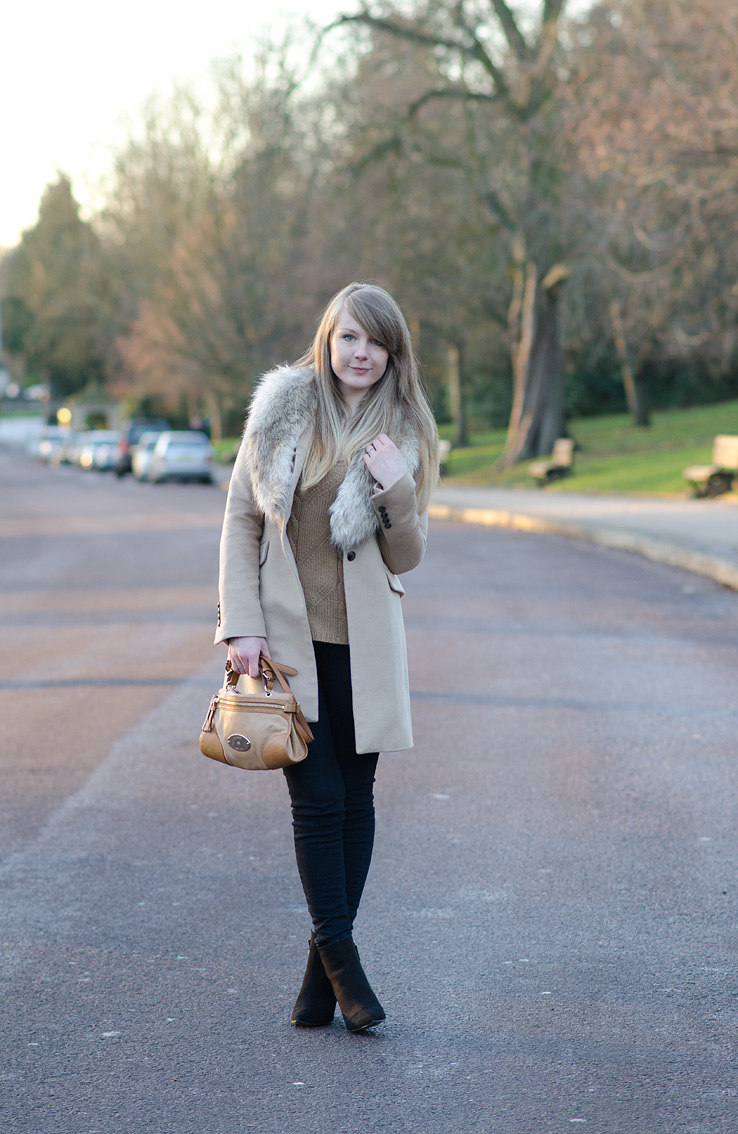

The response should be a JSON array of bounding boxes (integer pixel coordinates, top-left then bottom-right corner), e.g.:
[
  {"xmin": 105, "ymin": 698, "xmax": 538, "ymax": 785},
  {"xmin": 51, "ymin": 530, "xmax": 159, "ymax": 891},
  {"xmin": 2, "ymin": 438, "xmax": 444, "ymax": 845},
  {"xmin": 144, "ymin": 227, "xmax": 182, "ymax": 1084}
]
[
  {"xmin": 706, "ymin": 472, "xmax": 733, "ymax": 498},
  {"xmin": 546, "ymin": 467, "xmax": 571, "ymax": 484}
]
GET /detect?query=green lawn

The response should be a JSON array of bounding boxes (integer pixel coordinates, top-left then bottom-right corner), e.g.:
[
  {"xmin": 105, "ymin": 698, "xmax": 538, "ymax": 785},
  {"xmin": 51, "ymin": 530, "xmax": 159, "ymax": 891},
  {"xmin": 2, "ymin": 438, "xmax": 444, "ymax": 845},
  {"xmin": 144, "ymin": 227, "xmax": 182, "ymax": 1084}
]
[
  {"xmin": 441, "ymin": 400, "xmax": 738, "ymax": 496},
  {"xmin": 215, "ymin": 400, "xmax": 737, "ymax": 497},
  {"xmin": 212, "ymin": 437, "xmax": 242, "ymax": 464}
]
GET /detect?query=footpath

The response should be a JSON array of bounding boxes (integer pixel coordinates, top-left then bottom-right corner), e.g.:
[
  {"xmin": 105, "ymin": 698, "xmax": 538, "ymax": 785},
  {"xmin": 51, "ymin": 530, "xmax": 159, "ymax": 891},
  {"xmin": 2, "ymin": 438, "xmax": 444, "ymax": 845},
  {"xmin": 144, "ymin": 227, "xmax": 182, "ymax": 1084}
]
[
  {"xmin": 216, "ymin": 465, "xmax": 738, "ymax": 592},
  {"xmin": 430, "ymin": 484, "xmax": 738, "ymax": 591}
]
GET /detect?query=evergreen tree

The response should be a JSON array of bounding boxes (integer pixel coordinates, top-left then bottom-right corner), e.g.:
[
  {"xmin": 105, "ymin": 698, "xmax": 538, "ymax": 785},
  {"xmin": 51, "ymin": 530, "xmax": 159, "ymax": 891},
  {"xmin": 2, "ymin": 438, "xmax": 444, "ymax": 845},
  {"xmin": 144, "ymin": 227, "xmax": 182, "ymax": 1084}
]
[{"xmin": 4, "ymin": 176, "xmax": 107, "ymax": 397}]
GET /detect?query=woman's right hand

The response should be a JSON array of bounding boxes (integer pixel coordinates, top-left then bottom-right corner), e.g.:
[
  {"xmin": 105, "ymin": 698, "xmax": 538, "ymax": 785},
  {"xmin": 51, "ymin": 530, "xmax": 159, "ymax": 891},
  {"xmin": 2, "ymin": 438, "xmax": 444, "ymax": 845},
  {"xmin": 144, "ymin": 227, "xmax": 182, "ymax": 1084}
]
[{"xmin": 227, "ymin": 636, "xmax": 271, "ymax": 677}]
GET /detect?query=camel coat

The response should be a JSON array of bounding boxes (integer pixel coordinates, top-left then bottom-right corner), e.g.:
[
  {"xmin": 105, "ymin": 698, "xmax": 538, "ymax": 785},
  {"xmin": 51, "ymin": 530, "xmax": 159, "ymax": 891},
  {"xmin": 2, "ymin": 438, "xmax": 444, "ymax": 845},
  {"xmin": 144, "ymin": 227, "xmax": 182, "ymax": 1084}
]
[{"xmin": 215, "ymin": 366, "xmax": 428, "ymax": 754}]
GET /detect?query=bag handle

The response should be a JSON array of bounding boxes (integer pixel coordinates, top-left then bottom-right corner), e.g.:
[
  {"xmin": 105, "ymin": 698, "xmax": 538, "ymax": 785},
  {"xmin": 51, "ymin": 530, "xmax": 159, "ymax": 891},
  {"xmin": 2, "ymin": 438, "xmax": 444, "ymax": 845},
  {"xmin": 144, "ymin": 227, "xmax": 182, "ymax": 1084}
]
[
  {"xmin": 225, "ymin": 655, "xmax": 298, "ymax": 696},
  {"xmin": 258, "ymin": 654, "xmax": 298, "ymax": 696}
]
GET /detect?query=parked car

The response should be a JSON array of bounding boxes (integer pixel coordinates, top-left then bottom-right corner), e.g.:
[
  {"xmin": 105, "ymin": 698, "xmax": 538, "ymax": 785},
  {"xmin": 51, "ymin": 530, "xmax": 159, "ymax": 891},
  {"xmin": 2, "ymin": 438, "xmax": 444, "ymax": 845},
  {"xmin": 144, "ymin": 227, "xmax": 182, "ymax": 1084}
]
[
  {"xmin": 131, "ymin": 432, "xmax": 164, "ymax": 481},
  {"xmin": 77, "ymin": 431, "xmax": 122, "ymax": 470},
  {"xmin": 115, "ymin": 419, "xmax": 171, "ymax": 477},
  {"xmin": 59, "ymin": 433, "xmax": 84, "ymax": 466},
  {"xmin": 148, "ymin": 431, "xmax": 214, "ymax": 484},
  {"xmin": 93, "ymin": 435, "xmax": 122, "ymax": 471},
  {"xmin": 36, "ymin": 426, "xmax": 69, "ymax": 464}
]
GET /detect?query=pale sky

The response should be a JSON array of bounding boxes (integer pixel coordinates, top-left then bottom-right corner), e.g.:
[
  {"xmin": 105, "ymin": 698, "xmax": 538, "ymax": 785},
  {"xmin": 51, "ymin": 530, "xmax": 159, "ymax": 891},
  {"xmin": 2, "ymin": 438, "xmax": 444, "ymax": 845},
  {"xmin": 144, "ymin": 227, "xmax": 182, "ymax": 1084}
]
[{"xmin": 2, "ymin": 0, "xmax": 345, "ymax": 249}]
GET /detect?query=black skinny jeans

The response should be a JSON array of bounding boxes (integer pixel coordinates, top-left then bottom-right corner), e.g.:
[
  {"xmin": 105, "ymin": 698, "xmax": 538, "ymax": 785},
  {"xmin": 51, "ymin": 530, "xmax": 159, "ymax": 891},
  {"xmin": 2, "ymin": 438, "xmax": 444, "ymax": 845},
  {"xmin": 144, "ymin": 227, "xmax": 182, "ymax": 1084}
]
[{"xmin": 283, "ymin": 641, "xmax": 379, "ymax": 947}]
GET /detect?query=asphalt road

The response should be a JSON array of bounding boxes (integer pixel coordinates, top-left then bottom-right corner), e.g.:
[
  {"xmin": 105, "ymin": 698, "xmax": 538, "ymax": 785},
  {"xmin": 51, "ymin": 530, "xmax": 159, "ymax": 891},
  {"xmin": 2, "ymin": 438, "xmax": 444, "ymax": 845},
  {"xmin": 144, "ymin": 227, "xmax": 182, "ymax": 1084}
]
[{"xmin": 2, "ymin": 453, "xmax": 737, "ymax": 1134}]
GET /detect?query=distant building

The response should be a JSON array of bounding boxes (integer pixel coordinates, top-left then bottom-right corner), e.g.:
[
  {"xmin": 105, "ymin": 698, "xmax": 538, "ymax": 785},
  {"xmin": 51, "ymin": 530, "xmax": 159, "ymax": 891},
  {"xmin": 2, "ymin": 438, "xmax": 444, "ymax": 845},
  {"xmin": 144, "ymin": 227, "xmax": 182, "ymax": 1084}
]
[{"xmin": 63, "ymin": 388, "xmax": 123, "ymax": 431}]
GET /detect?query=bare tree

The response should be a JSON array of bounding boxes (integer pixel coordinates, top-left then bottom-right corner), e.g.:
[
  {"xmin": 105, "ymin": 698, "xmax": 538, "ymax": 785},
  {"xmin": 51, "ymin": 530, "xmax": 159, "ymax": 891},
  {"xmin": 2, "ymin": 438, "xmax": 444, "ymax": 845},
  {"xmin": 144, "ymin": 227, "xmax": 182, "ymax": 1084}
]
[
  {"xmin": 568, "ymin": 0, "xmax": 738, "ymax": 411},
  {"xmin": 108, "ymin": 44, "xmax": 323, "ymax": 432},
  {"xmin": 328, "ymin": 1, "xmax": 575, "ymax": 463}
]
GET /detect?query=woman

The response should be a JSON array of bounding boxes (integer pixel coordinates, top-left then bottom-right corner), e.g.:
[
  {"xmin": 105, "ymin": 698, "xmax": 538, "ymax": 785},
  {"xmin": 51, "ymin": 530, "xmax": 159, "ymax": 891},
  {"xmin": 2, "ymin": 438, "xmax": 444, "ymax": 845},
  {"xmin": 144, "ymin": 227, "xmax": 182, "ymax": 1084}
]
[{"xmin": 216, "ymin": 281, "xmax": 438, "ymax": 1032}]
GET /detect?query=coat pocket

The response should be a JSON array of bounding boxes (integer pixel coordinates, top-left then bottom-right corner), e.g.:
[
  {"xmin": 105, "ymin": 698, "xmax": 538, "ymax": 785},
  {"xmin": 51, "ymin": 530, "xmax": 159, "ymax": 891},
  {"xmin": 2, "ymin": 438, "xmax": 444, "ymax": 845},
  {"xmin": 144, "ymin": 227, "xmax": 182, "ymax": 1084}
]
[
  {"xmin": 384, "ymin": 568, "xmax": 405, "ymax": 596},
  {"xmin": 259, "ymin": 539, "xmax": 270, "ymax": 566}
]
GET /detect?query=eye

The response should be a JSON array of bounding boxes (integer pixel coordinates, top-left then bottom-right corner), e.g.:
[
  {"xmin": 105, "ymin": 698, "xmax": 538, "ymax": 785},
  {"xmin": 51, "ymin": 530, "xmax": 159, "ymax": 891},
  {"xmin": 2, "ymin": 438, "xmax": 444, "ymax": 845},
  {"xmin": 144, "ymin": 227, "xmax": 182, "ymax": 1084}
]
[
  {"xmin": 341, "ymin": 333, "xmax": 355, "ymax": 342},
  {"xmin": 371, "ymin": 339, "xmax": 385, "ymax": 348}
]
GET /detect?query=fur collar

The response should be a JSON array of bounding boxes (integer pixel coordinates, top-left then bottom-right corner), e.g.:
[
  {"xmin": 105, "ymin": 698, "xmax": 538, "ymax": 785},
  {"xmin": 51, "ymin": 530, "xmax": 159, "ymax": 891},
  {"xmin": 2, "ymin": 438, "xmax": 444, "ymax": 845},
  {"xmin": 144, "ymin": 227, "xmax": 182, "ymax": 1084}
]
[{"xmin": 242, "ymin": 365, "xmax": 419, "ymax": 552}]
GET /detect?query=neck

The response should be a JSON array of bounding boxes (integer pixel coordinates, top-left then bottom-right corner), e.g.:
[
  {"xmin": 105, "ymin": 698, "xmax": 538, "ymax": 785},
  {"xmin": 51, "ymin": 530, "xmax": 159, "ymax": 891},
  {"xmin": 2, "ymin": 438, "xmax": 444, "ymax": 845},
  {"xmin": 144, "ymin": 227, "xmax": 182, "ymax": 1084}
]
[{"xmin": 336, "ymin": 381, "xmax": 364, "ymax": 417}]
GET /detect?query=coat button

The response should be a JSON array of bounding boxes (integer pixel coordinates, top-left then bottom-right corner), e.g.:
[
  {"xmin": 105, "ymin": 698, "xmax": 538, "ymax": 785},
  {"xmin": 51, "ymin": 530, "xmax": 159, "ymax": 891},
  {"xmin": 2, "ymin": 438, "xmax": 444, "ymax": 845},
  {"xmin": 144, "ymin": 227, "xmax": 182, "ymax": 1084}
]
[{"xmin": 347, "ymin": 551, "xmax": 356, "ymax": 561}]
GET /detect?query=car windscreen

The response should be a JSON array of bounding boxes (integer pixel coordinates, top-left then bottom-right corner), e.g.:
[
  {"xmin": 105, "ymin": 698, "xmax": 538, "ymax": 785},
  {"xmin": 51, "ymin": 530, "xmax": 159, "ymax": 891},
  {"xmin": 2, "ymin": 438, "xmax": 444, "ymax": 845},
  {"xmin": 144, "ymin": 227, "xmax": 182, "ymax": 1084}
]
[{"xmin": 130, "ymin": 422, "xmax": 169, "ymax": 442}]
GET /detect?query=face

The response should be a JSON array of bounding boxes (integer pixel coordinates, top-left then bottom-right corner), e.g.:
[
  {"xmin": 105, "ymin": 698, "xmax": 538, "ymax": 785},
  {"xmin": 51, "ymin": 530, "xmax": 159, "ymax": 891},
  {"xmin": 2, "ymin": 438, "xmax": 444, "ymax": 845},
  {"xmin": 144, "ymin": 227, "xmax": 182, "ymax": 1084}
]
[{"xmin": 330, "ymin": 307, "xmax": 389, "ymax": 407}]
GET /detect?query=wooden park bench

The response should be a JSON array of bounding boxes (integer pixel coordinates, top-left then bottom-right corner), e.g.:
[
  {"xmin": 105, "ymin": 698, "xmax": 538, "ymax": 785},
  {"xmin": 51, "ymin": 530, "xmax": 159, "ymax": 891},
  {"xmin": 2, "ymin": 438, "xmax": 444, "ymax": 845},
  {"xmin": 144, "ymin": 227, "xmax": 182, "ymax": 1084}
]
[
  {"xmin": 529, "ymin": 438, "xmax": 574, "ymax": 486},
  {"xmin": 683, "ymin": 435, "xmax": 738, "ymax": 498}
]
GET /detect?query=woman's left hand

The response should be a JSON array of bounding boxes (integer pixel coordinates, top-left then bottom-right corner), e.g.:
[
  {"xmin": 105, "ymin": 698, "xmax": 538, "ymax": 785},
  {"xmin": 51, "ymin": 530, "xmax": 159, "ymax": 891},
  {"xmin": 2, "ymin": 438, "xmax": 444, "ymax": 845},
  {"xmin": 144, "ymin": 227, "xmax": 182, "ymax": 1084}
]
[{"xmin": 363, "ymin": 433, "xmax": 408, "ymax": 491}]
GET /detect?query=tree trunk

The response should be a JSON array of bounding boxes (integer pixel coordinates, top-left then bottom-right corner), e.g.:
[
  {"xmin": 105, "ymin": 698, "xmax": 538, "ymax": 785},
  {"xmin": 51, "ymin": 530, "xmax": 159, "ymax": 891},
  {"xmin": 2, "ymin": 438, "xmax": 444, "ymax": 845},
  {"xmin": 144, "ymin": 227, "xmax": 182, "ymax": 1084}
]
[
  {"xmin": 447, "ymin": 342, "xmax": 467, "ymax": 447},
  {"xmin": 506, "ymin": 252, "xmax": 537, "ymax": 457},
  {"xmin": 204, "ymin": 391, "xmax": 223, "ymax": 443},
  {"xmin": 609, "ymin": 300, "xmax": 650, "ymax": 427},
  {"xmin": 500, "ymin": 261, "xmax": 569, "ymax": 467}
]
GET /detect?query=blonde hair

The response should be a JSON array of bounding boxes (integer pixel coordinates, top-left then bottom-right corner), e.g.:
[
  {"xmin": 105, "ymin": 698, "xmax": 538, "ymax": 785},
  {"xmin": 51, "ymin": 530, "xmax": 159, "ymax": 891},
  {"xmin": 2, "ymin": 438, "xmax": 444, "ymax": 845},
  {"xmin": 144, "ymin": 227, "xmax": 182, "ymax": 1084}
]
[{"xmin": 295, "ymin": 282, "xmax": 439, "ymax": 511}]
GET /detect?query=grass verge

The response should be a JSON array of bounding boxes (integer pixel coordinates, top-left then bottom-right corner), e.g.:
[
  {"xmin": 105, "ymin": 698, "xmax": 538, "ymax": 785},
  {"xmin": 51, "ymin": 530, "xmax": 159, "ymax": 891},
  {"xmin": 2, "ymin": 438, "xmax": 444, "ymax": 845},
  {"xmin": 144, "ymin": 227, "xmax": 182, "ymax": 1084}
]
[{"xmin": 441, "ymin": 400, "xmax": 738, "ymax": 496}]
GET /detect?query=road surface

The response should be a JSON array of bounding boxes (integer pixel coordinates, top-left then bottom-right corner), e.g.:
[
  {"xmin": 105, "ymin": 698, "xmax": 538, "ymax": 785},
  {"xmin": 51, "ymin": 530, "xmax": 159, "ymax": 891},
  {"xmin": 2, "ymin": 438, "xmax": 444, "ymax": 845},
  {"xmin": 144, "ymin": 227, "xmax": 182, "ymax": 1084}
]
[{"xmin": 1, "ymin": 454, "xmax": 737, "ymax": 1133}]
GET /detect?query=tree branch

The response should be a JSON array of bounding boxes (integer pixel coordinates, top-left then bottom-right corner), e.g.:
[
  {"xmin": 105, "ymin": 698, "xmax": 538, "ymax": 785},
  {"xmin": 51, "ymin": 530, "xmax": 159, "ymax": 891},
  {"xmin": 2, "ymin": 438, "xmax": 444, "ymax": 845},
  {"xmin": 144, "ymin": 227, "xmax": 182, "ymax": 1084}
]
[
  {"xmin": 605, "ymin": 253, "xmax": 675, "ymax": 284},
  {"xmin": 542, "ymin": 0, "xmax": 567, "ymax": 30},
  {"xmin": 350, "ymin": 131, "xmax": 405, "ymax": 173},
  {"xmin": 480, "ymin": 185, "xmax": 516, "ymax": 232},
  {"xmin": 328, "ymin": 13, "xmax": 474, "ymax": 58},
  {"xmin": 490, "ymin": 0, "xmax": 533, "ymax": 61},
  {"xmin": 329, "ymin": 12, "xmax": 510, "ymax": 98},
  {"xmin": 407, "ymin": 86, "xmax": 499, "ymax": 119}
]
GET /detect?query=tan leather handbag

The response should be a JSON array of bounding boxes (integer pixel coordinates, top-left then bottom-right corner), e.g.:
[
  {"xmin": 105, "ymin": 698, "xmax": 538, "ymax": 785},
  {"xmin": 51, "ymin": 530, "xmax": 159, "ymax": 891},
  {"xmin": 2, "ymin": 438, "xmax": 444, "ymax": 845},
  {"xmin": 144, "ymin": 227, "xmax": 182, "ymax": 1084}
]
[{"xmin": 199, "ymin": 657, "xmax": 314, "ymax": 770}]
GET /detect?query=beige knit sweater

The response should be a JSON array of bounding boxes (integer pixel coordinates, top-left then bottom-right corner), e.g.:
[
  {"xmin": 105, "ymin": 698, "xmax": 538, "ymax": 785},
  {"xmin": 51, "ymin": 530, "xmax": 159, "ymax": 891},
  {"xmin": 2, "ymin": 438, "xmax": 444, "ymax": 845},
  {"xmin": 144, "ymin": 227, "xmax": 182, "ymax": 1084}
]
[{"xmin": 286, "ymin": 461, "xmax": 349, "ymax": 645}]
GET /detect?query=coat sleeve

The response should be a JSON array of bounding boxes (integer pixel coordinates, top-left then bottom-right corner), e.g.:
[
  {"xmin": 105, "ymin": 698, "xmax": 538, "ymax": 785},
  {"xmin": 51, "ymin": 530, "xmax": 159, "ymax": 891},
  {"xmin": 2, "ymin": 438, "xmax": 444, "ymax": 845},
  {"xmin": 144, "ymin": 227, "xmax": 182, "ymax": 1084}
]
[
  {"xmin": 371, "ymin": 471, "xmax": 428, "ymax": 575},
  {"xmin": 214, "ymin": 439, "xmax": 267, "ymax": 645}
]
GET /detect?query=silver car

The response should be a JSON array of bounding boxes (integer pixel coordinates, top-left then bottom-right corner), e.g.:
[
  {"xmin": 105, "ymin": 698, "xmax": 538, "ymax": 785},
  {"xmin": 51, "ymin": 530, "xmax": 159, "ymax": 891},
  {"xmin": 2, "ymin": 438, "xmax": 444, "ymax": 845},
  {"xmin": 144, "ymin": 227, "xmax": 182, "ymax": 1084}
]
[
  {"xmin": 131, "ymin": 432, "xmax": 165, "ymax": 481},
  {"xmin": 78, "ymin": 431, "xmax": 122, "ymax": 471},
  {"xmin": 37, "ymin": 427, "xmax": 69, "ymax": 464},
  {"xmin": 149, "ymin": 431, "xmax": 214, "ymax": 484}
]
